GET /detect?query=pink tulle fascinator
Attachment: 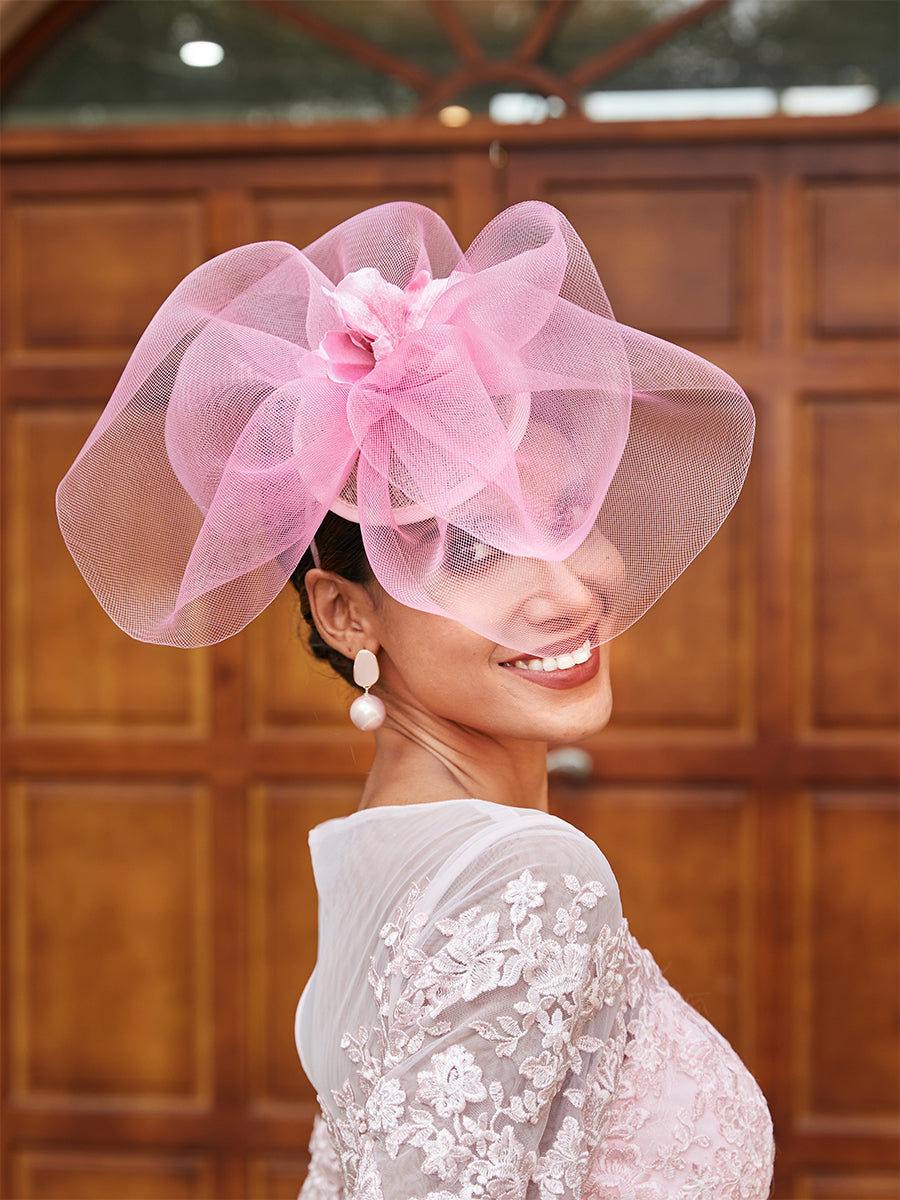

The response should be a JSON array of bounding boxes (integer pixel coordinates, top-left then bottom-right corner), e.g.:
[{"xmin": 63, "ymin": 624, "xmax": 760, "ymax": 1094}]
[{"xmin": 56, "ymin": 201, "xmax": 754, "ymax": 656}]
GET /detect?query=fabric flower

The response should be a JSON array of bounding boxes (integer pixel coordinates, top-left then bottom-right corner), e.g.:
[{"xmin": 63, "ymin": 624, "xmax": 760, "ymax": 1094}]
[
  {"xmin": 504, "ymin": 870, "xmax": 547, "ymax": 924},
  {"xmin": 428, "ymin": 910, "xmax": 505, "ymax": 1002},
  {"xmin": 318, "ymin": 267, "xmax": 458, "ymax": 384},
  {"xmin": 520, "ymin": 1049, "xmax": 562, "ymax": 1092},
  {"xmin": 417, "ymin": 1045, "xmax": 488, "ymax": 1118},
  {"xmin": 553, "ymin": 907, "xmax": 587, "ymax": 940},
  {"xmin": 523, "ymin": 940, "xmax": 589, "ymax": 1000},
  {"xmin": 421, "ymin": 1127, "xmax": 463, "ymax": 1181},
  {"xmin": 364, "ymin": 1076, "xmax": 406, "ymax": 1133}
]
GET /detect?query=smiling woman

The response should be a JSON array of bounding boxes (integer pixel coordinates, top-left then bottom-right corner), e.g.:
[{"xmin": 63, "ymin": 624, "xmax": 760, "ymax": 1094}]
[{"xmin": 54, "ymin": 199, "xmax": 772, "ymax": 1197}]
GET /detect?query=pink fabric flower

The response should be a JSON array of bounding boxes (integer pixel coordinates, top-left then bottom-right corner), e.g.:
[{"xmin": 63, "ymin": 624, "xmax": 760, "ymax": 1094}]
[{"xmin": 318, "ymin": 267, "xmax": 458, "ymax": 384}]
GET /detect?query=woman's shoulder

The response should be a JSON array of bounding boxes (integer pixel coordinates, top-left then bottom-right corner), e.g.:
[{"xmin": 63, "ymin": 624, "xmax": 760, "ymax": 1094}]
[
  {"xmin": 318, "ymin": 797, "xmax": 608, "ymax": 864},
  {"xmin": 455, "ymin": 800, "xmax": 620, "ymax": 896},
  {"xmin": 310, "ymin": 798, "xmax": 621, "ymax": 923}
]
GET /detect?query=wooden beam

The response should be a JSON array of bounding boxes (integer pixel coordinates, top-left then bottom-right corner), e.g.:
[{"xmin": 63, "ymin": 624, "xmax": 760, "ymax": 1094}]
[
  {"xmin": 3, "ymin": 107, "xmax": 896, "ymax": 161},
  {"xmin": 568, "ymin": 0, "xmax": 730, "ymax": 90},
  {"xmin": 246, "ymin": 0, "xmax": 433, "ymax": 94},
  {"xmin": 0, "ymin": 0, "xmax": 102, "ymax": 96},
  {"xmin": 428, "ymin": 0, "xmax": 482, "ymax": 66},
  {"xmin": 417, "ymin": 59, "xmax": 580, "ymax": 115},
  {"xmin": 514, "ymin": 0, "xmax": 576, "ymax": 67}
]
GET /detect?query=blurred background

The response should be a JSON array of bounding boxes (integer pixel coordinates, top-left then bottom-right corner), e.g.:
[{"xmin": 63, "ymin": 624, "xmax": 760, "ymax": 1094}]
[{"xmin": 1, "ymin": 2, "xmax": 898, "ymax": 1197}]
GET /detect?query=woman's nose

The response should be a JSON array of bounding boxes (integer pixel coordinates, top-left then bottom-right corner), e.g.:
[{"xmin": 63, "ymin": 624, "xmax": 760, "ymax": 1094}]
[
  {"xmin": 520, "ymin": 558, "xmax": 598, "ymax": 624},
  {"xmin": 520, "ymin": 536, "xmax": 624, "ymax": 629}
]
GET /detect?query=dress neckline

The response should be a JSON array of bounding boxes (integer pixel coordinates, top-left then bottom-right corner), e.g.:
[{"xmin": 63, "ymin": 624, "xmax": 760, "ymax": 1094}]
[{"xmin": 310, "ymin": 797, "xmax": 554, "ymax": 838}]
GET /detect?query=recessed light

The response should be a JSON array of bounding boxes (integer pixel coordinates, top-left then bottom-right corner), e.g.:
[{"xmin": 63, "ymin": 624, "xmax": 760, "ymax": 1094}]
[
  {"xmin": 179, "ymin": 40, "xmax": 225, "ymax": 68},
  {"xmin": 438, "ymin": 105, "xmax": 472, "ymax": 128}
]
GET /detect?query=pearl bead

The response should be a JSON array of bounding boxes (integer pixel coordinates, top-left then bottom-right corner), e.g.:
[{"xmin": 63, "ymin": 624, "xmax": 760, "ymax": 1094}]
[{"xmin": 350, "ymin": 692, "xmax": 386, "ymax": 731}]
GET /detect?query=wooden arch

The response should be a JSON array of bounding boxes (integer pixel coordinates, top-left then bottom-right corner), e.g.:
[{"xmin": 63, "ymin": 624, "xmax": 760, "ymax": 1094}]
[{"xmin": 1, "ymin": 0, "xmax": 729, "ymax": 112}]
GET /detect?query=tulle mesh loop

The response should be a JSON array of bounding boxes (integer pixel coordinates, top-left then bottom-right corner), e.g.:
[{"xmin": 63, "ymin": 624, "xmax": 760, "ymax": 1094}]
[{"xmin": 56, "ymin": 201, "xmax": 754, "ymax": 653}]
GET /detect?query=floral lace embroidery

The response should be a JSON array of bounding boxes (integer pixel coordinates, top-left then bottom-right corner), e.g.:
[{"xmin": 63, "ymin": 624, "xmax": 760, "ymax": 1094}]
[
  {"xmin": 300, "ymin": 869, "xmax": 774, "ymax": 1200},
  {"xmin": 316, "ymin": 871, "xmax": 630, "ymax": 1199},
  {"xmin": 586, "ymin": 948, "xmax": 775, "ymax": 1200}
]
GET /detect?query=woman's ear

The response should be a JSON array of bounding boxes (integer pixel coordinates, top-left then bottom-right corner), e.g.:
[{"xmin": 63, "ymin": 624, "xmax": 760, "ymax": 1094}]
[{"xmin": 303, "ymin": 569, "xmax": 379, "ymax": 660}]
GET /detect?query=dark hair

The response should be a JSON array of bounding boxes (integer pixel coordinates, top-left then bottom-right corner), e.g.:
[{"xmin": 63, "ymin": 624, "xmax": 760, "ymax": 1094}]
[{"xmin": 289, "ymin": 510, "xmax": 373, "ymax": 686}]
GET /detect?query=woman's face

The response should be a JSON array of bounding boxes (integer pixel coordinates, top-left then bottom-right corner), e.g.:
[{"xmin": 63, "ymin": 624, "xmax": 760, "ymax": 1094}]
[{"xmin": 368, "ymin": 543, "xmax": 616, "ymax": 745}]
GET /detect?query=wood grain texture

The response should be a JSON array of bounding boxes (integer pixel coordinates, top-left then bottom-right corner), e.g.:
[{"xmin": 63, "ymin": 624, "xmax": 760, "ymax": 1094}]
[
  {"xmin": 2, "ymin": 126, "xmax": 897, "ymax": 1200},
  {"xmin": 7, "ymin": 780, "xmax": 213, "ymax": 1105},
  {"xmin": 11, "ymin": 1150, "xmax": 216, "ymax": 1200}
]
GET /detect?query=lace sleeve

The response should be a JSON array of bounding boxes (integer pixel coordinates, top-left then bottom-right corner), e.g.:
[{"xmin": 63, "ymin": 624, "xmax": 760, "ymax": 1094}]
[
  {"xmin": 315, "ymin": 833, "xmax": 631, "ymax": 1199},
  {"xmin": 300, "ymin": 1114, "xmax": 345, "ymax": 1199}
]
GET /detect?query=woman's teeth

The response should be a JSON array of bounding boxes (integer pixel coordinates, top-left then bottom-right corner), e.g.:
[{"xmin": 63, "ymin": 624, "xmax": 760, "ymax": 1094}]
[{"xmin": 505, "ymin": 641, "xmax": 592, "ymax": 672}]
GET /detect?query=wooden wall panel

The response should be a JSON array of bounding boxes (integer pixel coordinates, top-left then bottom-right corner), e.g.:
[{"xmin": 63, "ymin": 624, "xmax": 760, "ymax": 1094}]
[
  {"xmin": 5, "ymin": 410, "xmax": 208, "ymax": 731},
  {"xmin": 2, "ymin": 126, "xmax": 897, "ymax": 1199},
  {"xmin": 607, "ymin": 493, "xmax": 754, "ymax": 732},
  {"xmin": 11, "ymin": 1151, "xmax": 216, "ymax": 1200},
  {"xmin": 806, "ymin": 181, "xmax": 900, "ymax": 339},
  {"xmin": 546, "ymin": 182, "xmax": 751, "ymax": 341},
  {"xmin": 796, "ymin": 1172, "xmax": 900, "ymax": 1199},
  {"xmin": 4, "ymin": 196, "xmax": 206, "ymax": 360},
  {"xmin": 796, "ymin": 396, "xmax": 900, "ymax": 732},
  {"xmin": 247, "ymin": 782, "xmax": 357, "ymax": 1109},
  {"xmin": 8, "ymin": 780, "xmax": 213, "ymax": 1105},
  {"xmin": 793, "ymin": 789, "xmax": 900, "ymax": 1121},
  {"xmin": 247, "ymin": 1156, "xmax": 309, "ymax": 1200},
  {"xmin": 254, "ymin": 187, "xmax": 456, "ymax": 249},
  {"xmin": 245, "ymin": 589, "xmax": 349, "ymax": 731},
  {"xmin": 553, "ymin": 786, "xmax": 757, "ymax": 1052}
]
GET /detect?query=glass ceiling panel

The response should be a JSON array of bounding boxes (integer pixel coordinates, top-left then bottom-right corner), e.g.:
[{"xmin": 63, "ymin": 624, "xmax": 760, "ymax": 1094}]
[
  {"xmin": 2, "ymin": 0, "xmax": 896, "ymax": 128},
  {"xmin": 561, "ymin": 0, "xmax": 900, "ymax": 98},
  {"xmin": 547, "ymin": 0, "xmax": 698, "ymax": 72},
  {"xmin": 299, "ymin": 0, "xmax": 457, "ymax": 76},
  {"xmin": 454, "ymin": 1, "xmax": 544, "ymax": 59},
  {"xmin": 1, "ymin": 0, "xmax": 418, "ymax": 126}
]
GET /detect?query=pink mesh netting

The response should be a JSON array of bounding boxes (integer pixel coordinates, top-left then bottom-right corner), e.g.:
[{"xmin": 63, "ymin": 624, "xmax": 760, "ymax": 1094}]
[{"xmin": 56, "ymin": 201, "xmax": 754, "ymax": 655}]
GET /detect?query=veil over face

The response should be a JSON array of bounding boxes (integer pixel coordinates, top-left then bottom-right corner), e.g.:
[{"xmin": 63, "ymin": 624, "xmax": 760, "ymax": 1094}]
[{"xmin": 56, "ymin": 201, "xmax": 754, "ymax": 656}]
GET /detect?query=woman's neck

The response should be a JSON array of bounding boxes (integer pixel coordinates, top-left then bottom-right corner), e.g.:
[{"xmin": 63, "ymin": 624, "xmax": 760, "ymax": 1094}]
[{"xmin": 357, "ymin": 708, "xmax": 549, "ymax": 813}]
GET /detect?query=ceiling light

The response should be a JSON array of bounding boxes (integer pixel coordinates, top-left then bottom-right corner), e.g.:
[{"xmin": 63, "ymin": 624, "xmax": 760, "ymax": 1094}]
[
  {"xmin": 490, "ymin": 94, "xmax": 553, "ymax": 124},
  {"xmin": 179, "ymin": 40, "xmax": 225, "ymax": 68},
  {"xmin": 780, "ymin": 85, "xmax": 877, "ymax": 116},
  {"xmin": 438, "ymin": 105, "xmax": 472, "ymax": 128},
  {"xmin": 582, "ymin": 88, "xmax": 777, "ymax": 122}
]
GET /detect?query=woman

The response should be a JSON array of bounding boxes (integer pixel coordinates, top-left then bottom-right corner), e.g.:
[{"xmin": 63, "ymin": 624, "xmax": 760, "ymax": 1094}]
[{"xmin": 57, "ymin": 202, "xmax": 774, "ymax": 1197}]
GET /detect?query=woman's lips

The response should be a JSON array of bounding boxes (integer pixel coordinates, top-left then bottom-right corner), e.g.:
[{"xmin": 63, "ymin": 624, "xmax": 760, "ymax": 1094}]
[{"xmin": 499, "ymin": 647, "xmax": 601, "ymax": 690}]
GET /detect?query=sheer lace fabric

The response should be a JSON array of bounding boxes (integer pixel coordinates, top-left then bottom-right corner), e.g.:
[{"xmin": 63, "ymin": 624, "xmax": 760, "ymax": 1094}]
[{"xmin": 296, "ymin": 800, "xmax": 773, "ymax": 1199}]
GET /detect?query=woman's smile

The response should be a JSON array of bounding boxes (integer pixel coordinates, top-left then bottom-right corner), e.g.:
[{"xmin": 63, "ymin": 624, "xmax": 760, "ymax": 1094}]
[{"xmin": 498, "ymin": 642, "xmax": 602, "ymax": 690}]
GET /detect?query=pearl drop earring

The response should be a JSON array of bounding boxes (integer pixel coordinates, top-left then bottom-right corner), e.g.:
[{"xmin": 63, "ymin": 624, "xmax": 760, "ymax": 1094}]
[{"xmin": 349, "ymin": 648, "xmax": 386, "ymax": 731}]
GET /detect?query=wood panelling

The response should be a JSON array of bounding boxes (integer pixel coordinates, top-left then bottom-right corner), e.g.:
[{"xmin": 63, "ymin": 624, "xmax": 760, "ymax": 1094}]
[
  {"xmin": 245, "ymin": 588, "xmax": 349, "ymax": 731},
  {"xmin": 540, "ymin": 182, "xmax": 751, "ymax": 341},
  {"xmin": 806, "ymin": 181, "xmax": 900, "ymax": 339},
  {"xmin": 247, "ymin": 1156, "xmax": 309, "ymax": 1200},
  {"xmin": 8, "ymin": 780, "xmax": 213, "ymax": 1105},
  {"xmin": 4, "ymin": 410, "xmax": 208, "ymax": 731},
  {"xmin": 606, "ymin": 491, "xmax": 754, "ymax": 732},
  {"xmin": 254, "ymin": 187, "xmax": 456, "ymax": 249},
  {"xmin": 554, "ymin": 785, "xmax": 756, "ymax": 1053},
  {"xmin": 796, "ymin": 396, "xmax": 900, "ymax": 733},
  {"xmin": 2, "ymin": 125, "xmax": 898, "ymax": 1199},
  {"xmin": 247, "ymin": 782, "xmax": 357, "ymax": 1109},
  {"xmin": 796, "ymin": 1171, "xmax": 900, "ymax": 1199},
  {"xmin": 4, "ymin": 196, "xmax": 206, "ymax": 360},
  {"xmin": 793, "ymin": 789, "xmax": 900, "ymax": 1120},
  {"xmin": 12, "ymin": 1150, "xmax": 216, "ymax": 1200}
]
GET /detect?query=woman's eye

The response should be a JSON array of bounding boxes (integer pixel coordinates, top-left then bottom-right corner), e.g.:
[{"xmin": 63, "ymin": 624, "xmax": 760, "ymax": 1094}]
[
  {"xmin": 470, "ymin": 540, "xmax": 497, "ymax": 563},
  {"xmin": 552, "ymin": 493, "xmax": 590, "ymax": 537},
  {"xmin": 444, "ymin": 530, "xmax": 505, "ymax": 571}
]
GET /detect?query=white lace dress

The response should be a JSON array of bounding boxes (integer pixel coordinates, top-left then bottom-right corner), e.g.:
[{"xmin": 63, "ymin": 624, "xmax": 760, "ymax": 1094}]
[{"xmin": 295, "ymin": 799, "xmax": 774, "ymax": 1199}]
